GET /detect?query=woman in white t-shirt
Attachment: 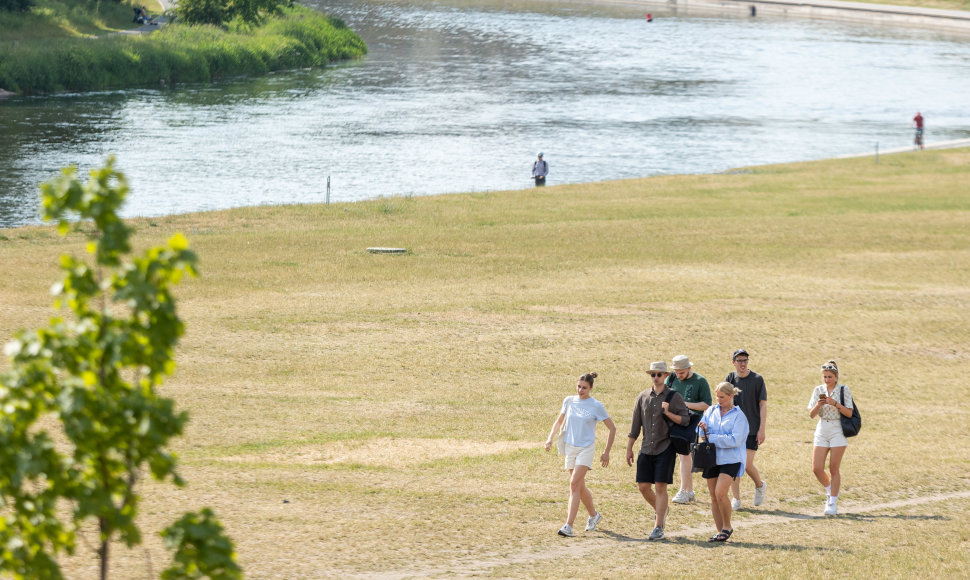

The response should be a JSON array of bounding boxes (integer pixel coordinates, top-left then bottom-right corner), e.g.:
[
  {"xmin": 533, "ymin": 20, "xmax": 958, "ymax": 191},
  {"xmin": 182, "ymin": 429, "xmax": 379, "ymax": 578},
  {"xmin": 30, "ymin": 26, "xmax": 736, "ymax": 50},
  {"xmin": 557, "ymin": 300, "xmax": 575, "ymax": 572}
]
[
  {"xmin": 807, "ymin": 360, "xmax": 854, "ymax": 516},
  {"xmin": 544, "ymin": 372, "xmax": 617, "ymax": 537}
]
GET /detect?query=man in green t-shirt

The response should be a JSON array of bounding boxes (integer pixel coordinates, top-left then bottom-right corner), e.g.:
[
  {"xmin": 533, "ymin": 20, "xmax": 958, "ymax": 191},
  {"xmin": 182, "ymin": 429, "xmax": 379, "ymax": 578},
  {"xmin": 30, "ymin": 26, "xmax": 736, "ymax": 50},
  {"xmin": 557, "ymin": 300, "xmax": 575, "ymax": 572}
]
[{"xmin": 666, "ymin": 354, "xmax": 712, "ymax": 504}]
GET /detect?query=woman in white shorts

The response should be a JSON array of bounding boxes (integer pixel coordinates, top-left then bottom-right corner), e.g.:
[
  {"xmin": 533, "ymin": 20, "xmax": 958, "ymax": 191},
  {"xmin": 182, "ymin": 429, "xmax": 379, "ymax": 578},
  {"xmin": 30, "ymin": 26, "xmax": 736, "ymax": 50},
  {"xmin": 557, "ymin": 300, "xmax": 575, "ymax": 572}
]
[
  {"xmin": 544, "ymin": 372, "xmax": 616, "ymax": 537},
  {"xmin": 807, "ymin": 360, "xmax": 854, "ymax": 516}
]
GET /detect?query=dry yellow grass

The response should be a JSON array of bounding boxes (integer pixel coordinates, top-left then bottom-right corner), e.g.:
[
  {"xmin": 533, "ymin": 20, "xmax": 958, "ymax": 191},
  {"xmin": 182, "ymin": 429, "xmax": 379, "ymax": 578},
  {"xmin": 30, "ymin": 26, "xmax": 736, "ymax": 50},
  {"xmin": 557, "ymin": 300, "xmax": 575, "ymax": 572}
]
[{"xmin": 1, "ymin": 148, "xmax": 969, "ymax": 578}]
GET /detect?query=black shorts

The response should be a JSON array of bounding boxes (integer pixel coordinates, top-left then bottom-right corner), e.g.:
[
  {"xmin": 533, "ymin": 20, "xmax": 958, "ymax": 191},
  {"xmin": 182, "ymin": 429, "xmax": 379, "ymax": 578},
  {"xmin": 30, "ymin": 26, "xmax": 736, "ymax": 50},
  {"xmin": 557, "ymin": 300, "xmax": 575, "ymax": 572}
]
[
  {"xmin": 636, "ymin": 445, "xmax": 676, "ymax": 484},
  {"xmin": 702, "ymin": 462, "xmax": 742, "ymax": 480},
  {"xmin": 745, "ymin": 434, "xmax": 758, "ymax": 451}
]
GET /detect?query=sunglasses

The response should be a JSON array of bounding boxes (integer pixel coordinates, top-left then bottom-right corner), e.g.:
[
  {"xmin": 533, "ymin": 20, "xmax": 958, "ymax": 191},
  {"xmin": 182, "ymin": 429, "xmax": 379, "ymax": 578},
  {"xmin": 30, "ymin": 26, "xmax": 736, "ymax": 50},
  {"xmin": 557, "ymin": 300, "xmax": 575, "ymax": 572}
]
[
  {"xmin": 649, "ymin": 372, "xmax": 665, "ymax": 378},
  {"xmin": 734, "ymin": 358, "xmax": 749, "ymax": 363}
]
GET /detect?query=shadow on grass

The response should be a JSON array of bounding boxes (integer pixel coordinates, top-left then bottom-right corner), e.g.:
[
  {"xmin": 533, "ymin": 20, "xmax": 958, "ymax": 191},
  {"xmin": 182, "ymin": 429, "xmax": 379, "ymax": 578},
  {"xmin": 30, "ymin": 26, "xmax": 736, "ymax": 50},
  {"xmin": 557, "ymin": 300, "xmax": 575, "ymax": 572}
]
[
  {"xmin": 598, "ymin": 530, "xmax": 843, "ymax": 552},
  {"xmin": 837, "ymin": 512, "xmax": 947, "ymax": 522},
  {"xmin": 666, "ymin": 538, "xmax": 844, "ymax": 551}
]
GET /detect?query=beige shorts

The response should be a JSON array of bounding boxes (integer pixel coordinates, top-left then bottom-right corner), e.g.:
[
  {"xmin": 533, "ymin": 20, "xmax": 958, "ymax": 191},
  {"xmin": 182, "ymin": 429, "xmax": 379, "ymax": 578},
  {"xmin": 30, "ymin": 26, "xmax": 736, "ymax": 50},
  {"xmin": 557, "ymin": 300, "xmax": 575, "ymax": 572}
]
[
  {"xmin": 814, "ymin": 419, "xmax": 848, "ymax": 448},
  {"xmin": 564, "ymin": 443, "xmax": 596, "ymax": 470}
]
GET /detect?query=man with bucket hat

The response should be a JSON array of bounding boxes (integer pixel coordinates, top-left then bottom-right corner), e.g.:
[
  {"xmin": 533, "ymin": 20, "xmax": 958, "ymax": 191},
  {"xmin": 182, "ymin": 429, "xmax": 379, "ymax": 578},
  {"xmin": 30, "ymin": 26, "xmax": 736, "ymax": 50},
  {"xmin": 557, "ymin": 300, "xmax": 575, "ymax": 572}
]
[
  {"xmin": 666, "ymin": 354, "xmax": 712, "ymax": 504},
  {"xmin": 626, "ymin": 361, "xmax": 689, "ymax": 540}
]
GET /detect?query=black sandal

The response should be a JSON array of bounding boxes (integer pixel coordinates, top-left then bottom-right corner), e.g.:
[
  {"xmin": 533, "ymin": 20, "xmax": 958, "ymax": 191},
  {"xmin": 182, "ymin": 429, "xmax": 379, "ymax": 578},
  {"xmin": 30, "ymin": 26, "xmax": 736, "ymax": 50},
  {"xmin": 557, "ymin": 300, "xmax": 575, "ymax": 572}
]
[{"xmin": 710, "ymin": 528, "xmax": 733, "ymax": 542}]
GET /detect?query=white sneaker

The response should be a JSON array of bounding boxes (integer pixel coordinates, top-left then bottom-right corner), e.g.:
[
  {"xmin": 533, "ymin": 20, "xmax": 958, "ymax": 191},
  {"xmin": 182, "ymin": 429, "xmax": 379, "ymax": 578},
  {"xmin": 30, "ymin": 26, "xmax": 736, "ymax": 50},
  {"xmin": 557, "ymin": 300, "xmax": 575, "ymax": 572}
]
[
  {"xmin": 672, "ymin": 489, "xmax": 690, "ymax": 504},
  {"xmin": 731, "ymin": 498, "xmax": 742, "ymax": 510},
  {"xmin": 687, "ymin": 490, "xmax": 695, "ymax": 503},
  {"xmin": 753, "ymin": 481, "xmax": 767, "ymax": 506},
  {"xmin": 824, "ymin": 502, "xmax": 838, "ymax": 516},
  {"xmin": 585, "ymin": 512, "xmax": 602, "ymax": 532},
  {"xmin": 558, "ymin": 524, "xmax": 574, "ymax": 537},
  {"xmin": 648, "ymin": 526, "xmax": 665, "ymax": 541}
]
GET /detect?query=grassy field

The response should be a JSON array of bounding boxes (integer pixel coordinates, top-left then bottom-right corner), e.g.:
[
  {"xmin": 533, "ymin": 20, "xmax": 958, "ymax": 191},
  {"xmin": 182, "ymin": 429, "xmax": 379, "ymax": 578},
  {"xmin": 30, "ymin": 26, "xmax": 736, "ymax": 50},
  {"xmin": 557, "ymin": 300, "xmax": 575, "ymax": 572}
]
[{"xmin": 2, "ymin": 148, "xmax": 970, "ymax": 577}]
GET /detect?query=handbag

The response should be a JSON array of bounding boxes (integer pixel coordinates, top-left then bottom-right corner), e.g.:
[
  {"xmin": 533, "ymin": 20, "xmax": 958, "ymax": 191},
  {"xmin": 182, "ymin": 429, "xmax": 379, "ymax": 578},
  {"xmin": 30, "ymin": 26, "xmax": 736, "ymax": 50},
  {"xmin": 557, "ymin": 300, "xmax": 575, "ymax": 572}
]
[
  {"xmin": 690, "ymin": 427, "xmax": 717, "ymax": 469},
  {"xmin": 556, "ymin": 397, "xmax": 571, "ymax": 455},
  {"xmin": 839, "ymin": 386, "xmax": 862, "ymax": 437}
]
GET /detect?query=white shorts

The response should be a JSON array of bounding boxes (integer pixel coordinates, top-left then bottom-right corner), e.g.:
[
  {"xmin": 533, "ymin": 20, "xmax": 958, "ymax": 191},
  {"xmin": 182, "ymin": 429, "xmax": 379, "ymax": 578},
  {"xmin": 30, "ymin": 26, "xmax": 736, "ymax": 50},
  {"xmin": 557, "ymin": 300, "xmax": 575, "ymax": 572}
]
[
  {"xmin": 814, "ymin": 419, "xmax": 848, "ymax": 448},
  {"xmin": 564, "ymin": 443, "xmax": 596, "ymax": 470}
]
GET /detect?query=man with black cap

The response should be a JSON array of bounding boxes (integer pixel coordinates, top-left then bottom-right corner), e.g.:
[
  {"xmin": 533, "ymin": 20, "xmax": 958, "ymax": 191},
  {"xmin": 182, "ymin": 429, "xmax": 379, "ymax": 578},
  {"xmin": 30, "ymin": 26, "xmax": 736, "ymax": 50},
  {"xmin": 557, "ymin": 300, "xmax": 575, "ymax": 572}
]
[
  {"xmin": 725, "ymin": 348, "xmax": 768, "ymax": 508},
  {"xmin": 532, "ymin": 152, "xmax": 548, "ymax": 186}
]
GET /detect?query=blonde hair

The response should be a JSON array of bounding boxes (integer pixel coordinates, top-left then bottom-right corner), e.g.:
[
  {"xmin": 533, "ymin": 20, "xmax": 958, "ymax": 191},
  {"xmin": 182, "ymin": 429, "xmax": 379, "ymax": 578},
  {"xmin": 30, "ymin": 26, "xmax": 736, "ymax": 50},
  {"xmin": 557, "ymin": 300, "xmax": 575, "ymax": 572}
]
[
  {"xmin": 716, "ymin": 381, "xmax": 741, "ymax": 397},
  {"xmin": 820, "ymin": 360, "xmax": 839, "ymax": 376}
]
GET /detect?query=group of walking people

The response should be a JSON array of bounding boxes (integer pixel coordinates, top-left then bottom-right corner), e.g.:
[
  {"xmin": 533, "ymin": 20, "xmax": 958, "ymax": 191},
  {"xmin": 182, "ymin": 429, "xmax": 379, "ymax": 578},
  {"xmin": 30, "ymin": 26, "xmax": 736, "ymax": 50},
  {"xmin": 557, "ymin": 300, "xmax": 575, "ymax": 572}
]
[{"xmin": 544, "ymin": 350, "xmax": 856, "ymax": 542}]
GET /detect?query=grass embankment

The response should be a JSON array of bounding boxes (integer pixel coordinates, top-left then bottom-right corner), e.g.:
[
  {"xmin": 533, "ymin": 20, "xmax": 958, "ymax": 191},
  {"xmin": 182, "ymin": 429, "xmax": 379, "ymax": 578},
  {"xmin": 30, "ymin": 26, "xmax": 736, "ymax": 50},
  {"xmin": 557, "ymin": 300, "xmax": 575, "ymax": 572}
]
[
  {"xmin": 2, "ymin": 149, "xmax": 969, "ymax": 577},
  {"xmin": 0, "ymin": 2, "xmax": 366, "ymax": 94},
  {"xmin": 0, "ymin": 0, "xmax": 163, "ymax": 41}
]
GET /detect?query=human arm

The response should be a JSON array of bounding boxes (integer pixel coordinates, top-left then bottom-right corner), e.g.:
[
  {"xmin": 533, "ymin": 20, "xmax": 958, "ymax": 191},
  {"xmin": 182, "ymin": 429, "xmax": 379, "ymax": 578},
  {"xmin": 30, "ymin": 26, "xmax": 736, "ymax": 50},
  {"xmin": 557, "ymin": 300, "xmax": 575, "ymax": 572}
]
[
  {"xmin": 686, "ymin": 377, "xmax": 712, "ymax": 413},
  {"xmin": 601, "ymin": 418, "xmax": 616, "ymax": 467},
  {"xmin": 544, "ymin": 413, "xmax": 565, "ymax": 452},
  {"xmin": 626, "ymin": 436, "xmax": 638, "ymax": 466},
  {"xmin": 708, "ymin": 411, "xmax": 748, "ymax": 449},
  {"xmin": 663, "ymin": 392, "xmax": 689, "ymax": 426},
  {"xmin": 757, "ymin": 399, "xmax": 767, "ymax": 445}
]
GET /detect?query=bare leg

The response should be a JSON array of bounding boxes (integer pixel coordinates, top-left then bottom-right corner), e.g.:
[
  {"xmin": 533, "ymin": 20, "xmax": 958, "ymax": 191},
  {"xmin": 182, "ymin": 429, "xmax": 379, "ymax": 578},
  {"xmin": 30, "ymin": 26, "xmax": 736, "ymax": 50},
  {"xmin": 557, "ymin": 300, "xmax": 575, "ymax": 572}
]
[
  {"xmin": 828, "ymin": 446, "xmax": 846, "ymax": 497},
  {"xmin": 707, "ymin": 476, "xmax": 722, "ymax": 532},
  {"xmin": 638, "ymin": 482, "xmax": 656, "ymax": 509},
  {"xmin": 567, "ymin": 466, "xmax": 592, "ymax": 525},
  {"xmin": 655, "ymin": 482, "xmax": 669, "ymax": 528},
  {"xmin": 714, "ymin": 474, "xmax": 734, "ymax": 531},
  {"xmin": 812, "ymin": 446, "xmax": 831, "ymax": 488},
  {"xmin": 679, "ymin": 452, "xmax": 694, "ymax": 493},
  {"xmin": 745, "ymin": 449, "xmax": 763, "ymax": 488}
]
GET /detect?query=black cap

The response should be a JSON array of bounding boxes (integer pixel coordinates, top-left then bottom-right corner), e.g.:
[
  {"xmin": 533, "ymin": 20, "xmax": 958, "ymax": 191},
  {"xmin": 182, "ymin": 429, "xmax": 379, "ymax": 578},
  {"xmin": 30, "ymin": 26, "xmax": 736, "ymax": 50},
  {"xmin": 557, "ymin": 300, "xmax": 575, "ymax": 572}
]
[{"xmin": 732, "ymin": 349, "xmax": 749, "ymax": 360}]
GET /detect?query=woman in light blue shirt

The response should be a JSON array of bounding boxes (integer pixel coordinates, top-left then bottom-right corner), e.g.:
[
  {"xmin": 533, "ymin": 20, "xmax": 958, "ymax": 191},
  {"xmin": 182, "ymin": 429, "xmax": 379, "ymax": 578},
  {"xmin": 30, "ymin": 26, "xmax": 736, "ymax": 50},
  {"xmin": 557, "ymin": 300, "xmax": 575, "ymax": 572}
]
[
  {"xmin": 698, "ymin": 382, "xmax": 749, "ymax": 542},
  {"xmin": 544, "ymin": 372, "xmax": 616, "ymax": 538}
]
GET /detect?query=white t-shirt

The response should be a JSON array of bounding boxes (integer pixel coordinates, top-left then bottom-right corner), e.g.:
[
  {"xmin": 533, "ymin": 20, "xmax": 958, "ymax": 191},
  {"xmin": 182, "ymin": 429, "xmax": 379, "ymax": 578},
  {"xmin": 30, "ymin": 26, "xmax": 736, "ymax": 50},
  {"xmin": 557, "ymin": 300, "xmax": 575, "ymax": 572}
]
[
  {"xmin": 561, "ymin": 395, "xmax": 609, "ymax": 448},
  {"xmin": 808, "ymin": 384, "xmax": 853, "ymax": 421}
]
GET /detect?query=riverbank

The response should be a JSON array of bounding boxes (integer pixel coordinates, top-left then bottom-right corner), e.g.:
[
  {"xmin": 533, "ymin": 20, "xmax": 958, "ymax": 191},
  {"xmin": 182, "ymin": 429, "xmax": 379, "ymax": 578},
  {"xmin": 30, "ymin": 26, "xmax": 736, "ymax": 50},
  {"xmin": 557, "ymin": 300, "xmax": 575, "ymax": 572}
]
[
  {"xmin": 2, "ymin": 147, "xmax": 969, "ymax": 577},
  {"xmin": 0, "ymin": 2, "xmax": 366, "ymax": 95}
]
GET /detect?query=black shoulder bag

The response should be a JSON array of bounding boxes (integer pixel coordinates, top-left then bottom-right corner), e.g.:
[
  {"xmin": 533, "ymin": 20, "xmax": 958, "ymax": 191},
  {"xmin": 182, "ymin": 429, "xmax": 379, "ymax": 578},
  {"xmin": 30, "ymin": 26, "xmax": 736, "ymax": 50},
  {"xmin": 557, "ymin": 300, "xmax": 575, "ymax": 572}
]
[
  {"xmin": 663, "ymin": 390, "xmax": 694, "ymax": 455},
  {"xmin": 839, "ymin": 386, "xmax": 862, "ymax": 437}
]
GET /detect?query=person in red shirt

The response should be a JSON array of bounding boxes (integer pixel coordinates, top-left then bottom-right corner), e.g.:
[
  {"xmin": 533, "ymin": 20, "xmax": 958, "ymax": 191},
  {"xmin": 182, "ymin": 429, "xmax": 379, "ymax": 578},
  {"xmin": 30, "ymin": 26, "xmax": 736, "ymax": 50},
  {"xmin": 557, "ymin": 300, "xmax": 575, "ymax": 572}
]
[{"xmin": 913, "ymin": 112, "xmax": 924, "ymax": 150}]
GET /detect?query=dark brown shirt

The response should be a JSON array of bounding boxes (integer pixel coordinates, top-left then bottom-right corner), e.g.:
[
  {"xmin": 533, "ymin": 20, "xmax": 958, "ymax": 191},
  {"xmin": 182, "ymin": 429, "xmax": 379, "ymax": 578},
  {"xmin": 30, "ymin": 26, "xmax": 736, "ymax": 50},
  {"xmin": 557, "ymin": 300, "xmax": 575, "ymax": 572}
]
[{"xmin": 628, "ymin": 386, "xmax": 689, "ymax": 456}]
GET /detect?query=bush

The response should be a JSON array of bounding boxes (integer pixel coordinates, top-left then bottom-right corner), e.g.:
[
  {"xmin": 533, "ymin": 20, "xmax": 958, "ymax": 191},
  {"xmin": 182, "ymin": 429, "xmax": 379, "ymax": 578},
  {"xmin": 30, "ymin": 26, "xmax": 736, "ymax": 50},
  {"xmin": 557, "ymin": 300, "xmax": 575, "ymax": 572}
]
[
  {"xmin": 0, "ymin": 0, "xmax": 33, "ymax": 12},
  {"xmin": 179, "ymin": 0, "xmax": 284, "ymax": 26}
]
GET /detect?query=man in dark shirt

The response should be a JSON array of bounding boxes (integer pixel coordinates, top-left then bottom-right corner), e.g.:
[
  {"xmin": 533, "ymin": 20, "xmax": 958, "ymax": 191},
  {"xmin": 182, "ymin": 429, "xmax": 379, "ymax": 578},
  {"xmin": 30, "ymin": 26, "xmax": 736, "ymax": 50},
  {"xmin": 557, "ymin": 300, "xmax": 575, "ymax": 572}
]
[
  {"xmin": 626, "ymin": 361, "xmax": 689, "ymax": 541},
  {"xmin": 726, "ymin": 349, "xmax": 768, "ymax": 508}
]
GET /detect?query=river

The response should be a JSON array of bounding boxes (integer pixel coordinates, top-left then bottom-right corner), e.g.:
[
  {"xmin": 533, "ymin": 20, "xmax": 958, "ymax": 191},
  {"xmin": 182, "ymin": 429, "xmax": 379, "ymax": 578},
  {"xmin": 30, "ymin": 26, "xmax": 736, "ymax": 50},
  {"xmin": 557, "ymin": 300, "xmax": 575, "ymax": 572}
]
[{"xmin": 1, "ymin": 0, "xmax": 968, "ymax": 228}]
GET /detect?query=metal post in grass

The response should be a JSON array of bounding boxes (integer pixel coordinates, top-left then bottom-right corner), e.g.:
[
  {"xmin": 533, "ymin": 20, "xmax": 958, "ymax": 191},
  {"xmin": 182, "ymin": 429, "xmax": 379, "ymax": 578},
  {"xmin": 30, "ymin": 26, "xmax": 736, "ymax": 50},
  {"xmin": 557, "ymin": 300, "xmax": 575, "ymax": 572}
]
[
  {"xmin": 875, "ymin": 142, "xmax": 879, "ymax": 164},
  {"xmin": 326, "ymin": 175, "xmax": 331, "ymax": 206}
]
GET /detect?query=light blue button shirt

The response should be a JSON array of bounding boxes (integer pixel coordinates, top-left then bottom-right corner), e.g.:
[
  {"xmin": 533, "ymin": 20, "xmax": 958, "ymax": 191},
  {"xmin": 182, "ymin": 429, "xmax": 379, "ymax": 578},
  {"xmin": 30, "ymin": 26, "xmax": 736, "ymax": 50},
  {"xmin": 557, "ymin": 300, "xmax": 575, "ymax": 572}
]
[{"xmin": 698, "ymin": 404, "xmax": 749, "ymax": 477}]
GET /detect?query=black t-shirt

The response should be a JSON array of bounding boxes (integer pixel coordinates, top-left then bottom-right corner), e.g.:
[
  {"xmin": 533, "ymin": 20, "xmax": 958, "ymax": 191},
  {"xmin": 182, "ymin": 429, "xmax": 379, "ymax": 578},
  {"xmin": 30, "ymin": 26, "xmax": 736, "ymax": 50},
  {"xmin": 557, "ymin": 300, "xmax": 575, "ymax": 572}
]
[{"xmin": 726, "ymin": 370, "xmax": 767, "ymax": 431}]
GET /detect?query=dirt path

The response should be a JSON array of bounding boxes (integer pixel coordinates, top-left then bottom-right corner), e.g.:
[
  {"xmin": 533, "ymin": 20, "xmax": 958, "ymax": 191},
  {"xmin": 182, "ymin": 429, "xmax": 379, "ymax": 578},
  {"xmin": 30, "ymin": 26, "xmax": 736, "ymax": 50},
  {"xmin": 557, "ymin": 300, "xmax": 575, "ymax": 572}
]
[{"xmin": 357, "ymin": 489, "xmax": 970, "ymax": 579}]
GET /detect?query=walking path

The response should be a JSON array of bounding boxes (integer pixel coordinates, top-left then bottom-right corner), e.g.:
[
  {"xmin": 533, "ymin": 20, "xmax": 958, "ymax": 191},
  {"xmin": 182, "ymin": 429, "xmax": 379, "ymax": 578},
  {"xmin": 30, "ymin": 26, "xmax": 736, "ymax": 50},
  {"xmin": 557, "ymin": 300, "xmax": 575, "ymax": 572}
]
[
  {"xmin": 356, "ymin": 488, "xmax": 970, "ymax": 579},
  {"xmin": 835, "ymin": 137, "xmax": 970, "ymax": 158},
  {"xmin": 641, "ymin": 0, "xmax": 970, "ymax": 32}
]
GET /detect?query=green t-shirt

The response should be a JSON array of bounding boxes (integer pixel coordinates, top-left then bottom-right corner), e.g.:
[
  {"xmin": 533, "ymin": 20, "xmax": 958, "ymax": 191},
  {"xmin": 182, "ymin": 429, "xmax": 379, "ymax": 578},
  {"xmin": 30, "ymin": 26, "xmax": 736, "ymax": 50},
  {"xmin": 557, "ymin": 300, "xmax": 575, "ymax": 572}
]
[{"xmin": 665, "ymin": 372, "xmax": 712, "ymax": 415}]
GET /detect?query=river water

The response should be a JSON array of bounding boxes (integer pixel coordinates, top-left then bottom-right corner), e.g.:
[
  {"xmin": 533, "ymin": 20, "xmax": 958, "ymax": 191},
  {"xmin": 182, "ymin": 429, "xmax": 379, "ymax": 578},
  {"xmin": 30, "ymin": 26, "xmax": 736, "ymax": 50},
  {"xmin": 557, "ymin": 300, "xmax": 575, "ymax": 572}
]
[{"xmin": 1, "ymin": 0, "xmax": 969, "ymax": 229}]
